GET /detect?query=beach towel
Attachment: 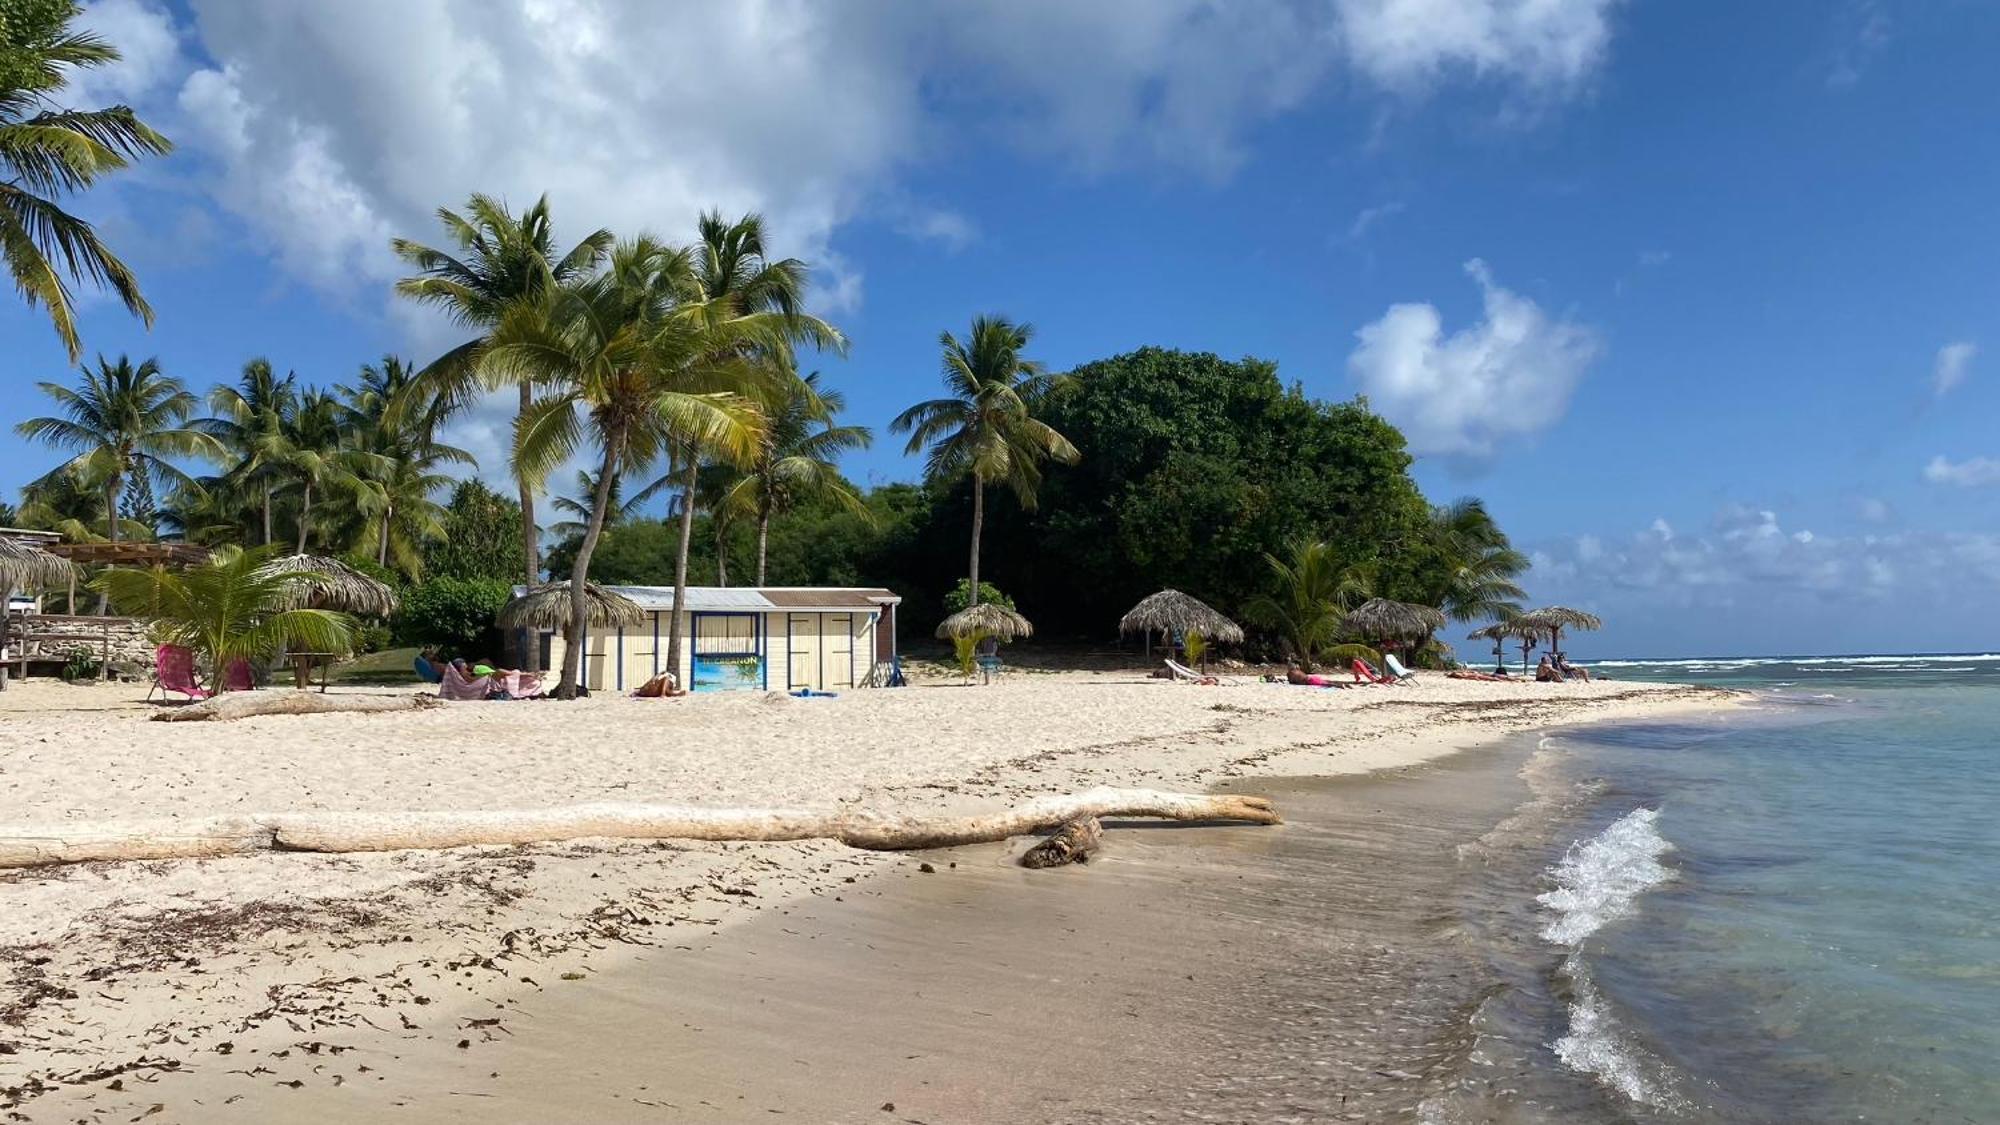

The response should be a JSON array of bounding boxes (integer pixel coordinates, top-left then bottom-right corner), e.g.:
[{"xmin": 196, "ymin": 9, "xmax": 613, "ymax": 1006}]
[
  {"xmin": 439, "ymin": 662, "xmax": 494, "ymax": 700},
  {"xmin": 500, "ymin": 670, "xmax": 544, "ymax": 698}
]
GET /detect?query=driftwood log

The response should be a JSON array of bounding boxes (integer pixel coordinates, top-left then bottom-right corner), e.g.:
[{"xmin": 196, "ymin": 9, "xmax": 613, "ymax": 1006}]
[
  {"xmin": 0, "ymin": 787, "xmax": 1279, "ymax": 869},
  {"xmin": 152, "ymin": 691, "xmax": 441, "ymax": 722},
  {"xmin": 1021, "ymin": 816, "xmax": 1103, "ymax": 868}
]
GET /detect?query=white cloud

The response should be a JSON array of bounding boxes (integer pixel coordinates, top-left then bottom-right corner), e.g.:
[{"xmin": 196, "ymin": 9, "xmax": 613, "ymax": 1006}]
[
  {"xmin": 1924, "ymin": 455, "xmax": 2000, "ymax": 487},
  {"xmin": 1335, "ymin": 0, "xmax": 1622, "ymax": 92},
  {"xmin": 1932, "ymin": 341, "xmax": 1976, "ymax": 396},
  {"xmin": 1856, "ymin": 496, "xmax": 1893, "ymax": 524},
  {"xmin": 1346, "ymin": 258, "xmax": 1601, "ymax": 458},
  {"xmin": 1826, "ymin": 0, "xmax": 1891, "ymax": 88},
  {"xmin": 891, "ymin": 205, "xmax": 979, "ymax": 253},
  {"xmin": 1347, "ymin": 200, "xmax": 1408, "ymax": 240},
  {"xmin": 72, "ymin": 0, "xmax": 186, "ymax": 105}
]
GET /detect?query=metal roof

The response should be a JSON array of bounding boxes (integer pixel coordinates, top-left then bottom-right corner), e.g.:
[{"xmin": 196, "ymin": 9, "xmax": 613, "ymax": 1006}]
[{"xmin": 512, "ymin": 585, "xmax": 899, "ymax": 613}]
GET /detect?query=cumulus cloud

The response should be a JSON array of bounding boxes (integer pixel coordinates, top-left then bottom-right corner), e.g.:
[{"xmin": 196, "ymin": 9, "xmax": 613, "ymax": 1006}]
[
  {"xmin": 1335, "ymin": 0, "xmax": 1621, "ymax": 91},
  {"xmin": 1346, "ymin": 258, "xmax": 1601, "ymax": 458},
  {"xmin": 1932, "ymin": 341, "xmax": 1976, "ymax": 396},
  {"xmin": 1924, "ymin": 455, "xmax": 2000, "ymax": 487}
]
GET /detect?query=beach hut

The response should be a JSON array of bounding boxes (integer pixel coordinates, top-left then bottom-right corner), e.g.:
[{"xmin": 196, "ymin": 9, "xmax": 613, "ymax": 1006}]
[
  {"xmin": 532, "ymin": 585, "xmax": 902, "ymax": 694},
  {"xmin": 1517, "ymin": 606, "xmax": 1603, "ymax": 658},
  {"xmin": 1343, "ymin": 597, "xmax": 1446, "ymax": 661},
  {"xmin": 0, "ymin": 535, "xmax": 76, "ymax": 691},
  {"xmin": 1118, "ymin": 589, "xmax": 1243, "ymax": 667}
]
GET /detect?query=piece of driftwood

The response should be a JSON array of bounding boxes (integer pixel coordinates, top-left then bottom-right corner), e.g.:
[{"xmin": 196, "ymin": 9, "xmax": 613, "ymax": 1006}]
[
  {"xmin": 0, "ymin": 788, "xmax": 1279, "ymax": 869},
  {"xmin": 151, "ymin": 691, "xmax": 441, "ymax": 722},
  {"xmin": 1020, "ymin": 816, "xmax": 1103, "ymax": 868}
]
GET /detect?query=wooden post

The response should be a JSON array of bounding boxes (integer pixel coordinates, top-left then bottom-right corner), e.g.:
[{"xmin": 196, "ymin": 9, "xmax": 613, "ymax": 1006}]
[{"xmin": 100, "ymin": 620, "xmax": 110, "ymax": 681}]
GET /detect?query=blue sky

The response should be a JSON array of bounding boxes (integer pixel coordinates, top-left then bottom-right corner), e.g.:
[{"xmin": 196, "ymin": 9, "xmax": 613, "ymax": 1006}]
[{"xmin": 5, "ymin": 0, "xmax": 1998, "ymax": 657}]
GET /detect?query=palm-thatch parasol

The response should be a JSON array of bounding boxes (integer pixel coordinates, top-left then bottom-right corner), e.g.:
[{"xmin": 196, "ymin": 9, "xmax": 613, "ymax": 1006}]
[
  {"xmin": 1516, "ymin": 606, "xmax": 1603, "ymax": 657},
  {"xmin": 1118, "ymin": 589, "xmax": 1245, "ymax": 661},
  {"xmin": 1344, "ymin": 598, "xmax": 1446, "ymax": 645},
  {"xmin": 936, "ymin": 602, "xmax": 1034, "ymax": 641},
  {"xmin": 1470, "ymin": 620, "xmax": 1539, "ymax": 673},
  {"xmin": 0, "ymin": 536, "xmax": 76, "ymax": 591},
  {"xmin": 498, "ymin": 582, "xmax": 646, "ymax": 632},
  {"xmin": 258, "ymin": 554, "xmax": 400, "ymax": 617}
]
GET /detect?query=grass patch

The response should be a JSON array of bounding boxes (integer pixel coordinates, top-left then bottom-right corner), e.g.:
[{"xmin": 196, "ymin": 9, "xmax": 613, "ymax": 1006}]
[{"xmin": 329, "ymin": 645, "xmax": 421, "ymax": 686}]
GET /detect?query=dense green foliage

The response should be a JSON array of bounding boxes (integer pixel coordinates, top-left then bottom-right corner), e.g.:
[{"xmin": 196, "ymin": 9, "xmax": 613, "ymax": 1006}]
[
  {"xmin": 422, "ymin": 481, "xmax": 527, "ymax": 582},
  {"xmin": 393, "ymin": 576, "xmax": 512, "ymax": 655}
]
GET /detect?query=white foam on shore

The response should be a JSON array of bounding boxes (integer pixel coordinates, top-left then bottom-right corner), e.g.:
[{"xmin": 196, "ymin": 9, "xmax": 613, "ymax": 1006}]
[
  {"xmin": 1551, "ymin": 954, "xmax": 1679, "ymax": 1109},
  {"xmin": 1594, "ymin": 653, "xmax": 2000, "ymax": 669},
  {"xmin": 1538, "ymin": 807, "xmax": 1674, "ymax": 946}
]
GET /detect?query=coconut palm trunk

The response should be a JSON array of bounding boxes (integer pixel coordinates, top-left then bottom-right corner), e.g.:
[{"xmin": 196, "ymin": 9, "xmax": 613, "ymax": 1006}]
[
  {"xmin": 967, "ymin": 476, "xmax": 985, "ymax": 607},
  {"xmin": 378, "ymin": 505, "xmax": 393, "ymax": 566},
  {"xmin": 755, "ymin": 506, "xmax": 771, "ymax": 586},
  {"xmin": 295, "ymin": 482, "xmax": 313, "ymax": 553},
  {"xmin": 96, "ymin": 472, "xmax": 122, "ymax": 614},
  {"xmin": 664, "ymin": 454, "xmax": 700, "ymax": 686},
  {"xmin": 261, "ymin": 482, "xmax": 273, "ymax": 546},
  {"xmin": 559, "ymin": 438, "xmax": 623, "ymax": 699}
]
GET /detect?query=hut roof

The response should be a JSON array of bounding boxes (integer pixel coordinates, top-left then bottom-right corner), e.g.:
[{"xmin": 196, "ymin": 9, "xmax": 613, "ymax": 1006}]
[
  {"xmin": 1344, "ymin": 597, "xmax": 1446, "ymax": 639},
  {"xmin": 1117, "ymin": 589, "xmax": 1245, "ymax": 644},
  {"xmin": 935, "ymin": 602, "xmax": 1034, "ymax": 640},
  {"xmin": 1516, "ymin": 606, "xmax": 1603, "ymax": 637},
  {"xmin": 0, "ymin": 535, "xmax": 76, "ymax": 589},
  {"xmin": 498, "ymin": 582, "xmax": 646, "ymax": 630},
  {"xmin": 257, "ymin": 554, "xmax": 399, "ymax": 616}
]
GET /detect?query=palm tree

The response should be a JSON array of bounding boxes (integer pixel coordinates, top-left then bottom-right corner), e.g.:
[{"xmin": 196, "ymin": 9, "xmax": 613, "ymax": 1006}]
[
  {"xmin": 15, "ymin": 355, "xmax": 218, "ymax": 550},
  {"xmin": 891, "ymin": 316, "xmax": 1080, "ymax": 608},
  {"xmin": 1244, "ymin": 539, "xmax": 1372, "ymax": 672},
  {"xmin": 493, "ymin": 237, "xmax": 766, "ymax": 699},
  {"xmin": 1422, "ymin": 498, "xmax": 1529, "ymax": 623},
  {"xmin": 277, "ymin": 389, "xmax": 379, "ymax": 554},
  {"xmin": 96, "ymin": 545, "xmax": 353, "ymax": 690},
  {"xmin": 392, "ymin": 194, "xmax": 613, "ymax": 598},
  {"xmin": 0, "ymin": 2, "xmax": 173, "ymax": 359},
  {"xmin": 335, "ymin": 356, "xmax": 471, "ymax": 573},
  {"xmin": 201, "ymin": 359, "xmax": 299, "ymax": 545},
  {"xmin": 726, "ymin": 369, "xmax": 871, "ymax": 585},
  {"xmin": 658, "ymin": 211, "xmax": 843, "ymax": 678},
  {"xmin": 548, "ymin": 468, "xmax": 664, "ymax": 539}
]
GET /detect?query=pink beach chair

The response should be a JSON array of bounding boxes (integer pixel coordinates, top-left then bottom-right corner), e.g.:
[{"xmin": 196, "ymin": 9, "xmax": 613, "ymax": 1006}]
[
  {"xmin": 148, "ymin": 644, "xmax": 210, "ymax": 702},
  {"xmin": 222, "ymin": 658, "xmax": 256, "ymax": 692}
]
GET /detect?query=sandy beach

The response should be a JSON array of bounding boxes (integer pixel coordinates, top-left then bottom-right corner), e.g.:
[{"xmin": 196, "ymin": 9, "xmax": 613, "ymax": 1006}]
[{"xmin": 0, "ymin": 672, "xmax": 1735, "ymax": 1120}]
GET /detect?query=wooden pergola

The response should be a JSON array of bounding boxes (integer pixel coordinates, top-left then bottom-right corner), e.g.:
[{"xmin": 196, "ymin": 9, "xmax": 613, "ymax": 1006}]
[{"xmin": 43, "ymin": 542, "xmax": 211, "ymax": 566}]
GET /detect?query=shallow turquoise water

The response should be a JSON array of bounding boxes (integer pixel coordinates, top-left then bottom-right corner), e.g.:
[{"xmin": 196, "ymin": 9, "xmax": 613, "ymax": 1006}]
[{"xmin": 1542, "ymin": 656, "xmax": 2000, "ymax": 1121}]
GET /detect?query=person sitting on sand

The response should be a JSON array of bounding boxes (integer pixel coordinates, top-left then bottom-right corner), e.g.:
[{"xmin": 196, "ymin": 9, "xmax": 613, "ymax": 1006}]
[
  {"xmin": 1536, "ymin": 654, "xmax": 1563, "ymax": 682},
  {"xmin": 1351, "ymin": 658, "xmax": 1389, "ymax": 684},
  {"xmin": 1556, "ymin": 653, "xmax": 1591, "ymax": 682}
]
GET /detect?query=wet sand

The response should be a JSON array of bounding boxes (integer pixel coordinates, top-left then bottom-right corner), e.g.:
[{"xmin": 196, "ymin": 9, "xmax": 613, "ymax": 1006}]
[{"xmin": 161, "ymin": 749, "xmax": 1543, "ymax": 1124}]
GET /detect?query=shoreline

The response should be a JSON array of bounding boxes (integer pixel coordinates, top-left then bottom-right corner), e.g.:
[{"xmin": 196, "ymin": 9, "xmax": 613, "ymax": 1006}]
[{"xmin": 0, "ymin": 675, "xmax": 1741, "ymax": 1118}]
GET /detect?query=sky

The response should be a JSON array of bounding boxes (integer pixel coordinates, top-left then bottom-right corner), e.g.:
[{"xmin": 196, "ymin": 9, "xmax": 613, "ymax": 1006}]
[{"xmin": 4, "ymin": 0, "xmax": 1998, "ymax": 658}]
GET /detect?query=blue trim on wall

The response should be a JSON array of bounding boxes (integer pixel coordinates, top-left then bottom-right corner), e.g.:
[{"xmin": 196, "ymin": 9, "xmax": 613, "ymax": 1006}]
[
  {"xmin": 616, "ymin": 624, "xmax": 625, "ymax": 691},
  {"xmin": 652, "ymin": 612, "xmax": 660, "ymax": 676}
]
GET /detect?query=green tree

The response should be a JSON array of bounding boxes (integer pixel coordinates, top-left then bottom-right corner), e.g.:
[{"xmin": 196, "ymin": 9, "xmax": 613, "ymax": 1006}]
[
  {"xmin": 276, "ymin": 388, "xmax": 379, "ymax": 554},
  {"xmin": 1243, "ymin": 539, "xmax": 1371, "ymax": 672},
  {"xmin": 726, "ymin": 369, "xmax": 870, "ymax": 585},
  {"xmin": 201, "ymin": 358, "xmax": 299, "ymax": 545},
  {"xmin": 393, "ymin": 575, "xmax": 512, "ymax": 655},
  {"xmin": 15, "ymin": 355, "xmax": 217, "ymax": 551},
  {"xmin": 659, "ymin": 211, "xmax": 842, "ymax": 679},
  {"xmin": 0, "ymin": 0, "xmax": 172, "ymax": 358},
  {"xmin": 892, "ymin": 315, "xmax": 1079, "ymax": 609},
  {"xmin": 423, "ymin": 480, "xmax": 526, "ymax": 582},
  {"xmin": 96, "ymin": 544, "xmax": 354, "ymax": 689},
  {"xmin": 496, "ymin": 236, "xmax": 765, "ymax": 698},
  {"xmin": 333, "ymin": 355, "xmax": 471, "ymax": 574},
  {"xmin": 1409, "ymin": 498, "xmax": 1529, "ymax": 623},
  {"xmin": 392, "ymin": 194, "xmax": 613, "ymax": 594}
]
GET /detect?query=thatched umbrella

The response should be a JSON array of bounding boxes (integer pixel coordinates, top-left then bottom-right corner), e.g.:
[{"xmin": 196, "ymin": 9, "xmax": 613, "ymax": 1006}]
[
  {"xmin": 936, "ymin": 602, "xmax": 1034, "ymax": 641},
  {"xmin": 258, "ymin": 554, "xmax": 399, "ymax": 617},
  {"xmin": 0, "ymin": 538, "xmax": 76, "ymax": 690},
  {"xmin": 1470, "ymin": 620, "xmax": 1538, "ymax": 674},
  {"xmin": 498, "ymin": 582, "xmax": 646, "ymax": 632},
  {"xmin": 1345, "ymin": 597, "xmax": 1445, "ymax": 645},
  {"xmin": 1516, "ymin": 606, "xmax": 1603, "ymax": 658},
  {"xmin": 1119, "ymin": 588, "xmax": 1244, "ymax": 666}
]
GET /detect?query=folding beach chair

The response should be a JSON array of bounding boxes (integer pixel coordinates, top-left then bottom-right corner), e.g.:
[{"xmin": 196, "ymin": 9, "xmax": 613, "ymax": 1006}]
[
  {"xmin": 148, "ymin": 644, "xmax": 210, "ymax": 702},
  {"xmin": 1383, "ymin": 654, "xmax": 1419, "ymax": 683}
]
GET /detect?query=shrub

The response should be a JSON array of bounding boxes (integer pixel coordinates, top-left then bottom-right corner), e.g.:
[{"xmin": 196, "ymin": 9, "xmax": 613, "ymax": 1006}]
[
  {"xmin": 395, "ymin": 577, "xmax": 512, "ymax": 656},
  {"xmin": 352, "ymin": 621, "xmax": 393, "ymax": 655},
  {"xmin": 943, "ymin": 579, "xmax": 1014, "ymax": 614}
]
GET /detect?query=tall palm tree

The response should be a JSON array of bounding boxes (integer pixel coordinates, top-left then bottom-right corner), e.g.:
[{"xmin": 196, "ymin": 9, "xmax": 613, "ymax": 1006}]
[
  {"xmin": 658, "ymin": 211, "xmax": 842, "ymax": 678},
  {"xmin": 891, "ymin": 316, "xmax": 1079, "ymax": 608},
  {"xmin": 0, "ymin": 2, "xmax": 172, "ymax": 359},
  {"xmin": 277, "ymin": 389, "xmax": 380, "ymax": 554},
  {"xmin": 16, "ymin": 355, "xmax": 217, "ymax": 546},
  {"xmin": 548, "ymin": 468, "xmax": 668, "ymax": 540},
  {"xmin": 334, "ymin": 355, "xmax": 471, "ymax": 573},
  {"xmin": 392, "ymin": 194, "xmax": 613, "ymax": 598},
  {"xmin": 493, "ymin": 238, "xmax": 766, "ymax": 699},
  {"xmin": 726, "ymin": 369, "xmax": 871, "ymax": 585},
  {"xmin": 201, "ymin": 359, "xmax": 299, "ymax": 545},
  {"xmin": 1243, "ymin": 539, "xmax": 1373, "ymax": 672},
  {"xmin": 1422, "ymin": 498, "xmax": 1530, "ymax": 624}
]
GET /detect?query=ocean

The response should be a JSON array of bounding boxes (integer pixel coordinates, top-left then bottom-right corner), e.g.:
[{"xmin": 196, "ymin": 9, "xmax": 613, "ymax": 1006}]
[{"xmin": 1421, "ymin": 654, "xmax": 2000, "ymax": 1123}]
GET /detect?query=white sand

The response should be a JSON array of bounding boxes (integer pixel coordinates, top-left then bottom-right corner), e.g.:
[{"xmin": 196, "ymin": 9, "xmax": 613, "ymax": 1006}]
[{"xmin": 0, "ymin": 671, "xmax": 1737, "ymax": 1114}]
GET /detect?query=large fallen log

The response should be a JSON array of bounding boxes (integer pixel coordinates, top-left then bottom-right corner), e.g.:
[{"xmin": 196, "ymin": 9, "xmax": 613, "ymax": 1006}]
[
  {"xmin": 152, "ymin": 691, "xmax": 441, "ymax": 722},
  {"xmin": 0, "ymin": 787, "xmax": 1280, "ymax": 869}
]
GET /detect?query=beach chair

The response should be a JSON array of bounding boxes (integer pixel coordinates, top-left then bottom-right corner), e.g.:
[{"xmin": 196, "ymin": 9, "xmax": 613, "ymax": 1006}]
[
  {"xmin": 222, "ymin": 658, "xmax": 256, "ymax": 692},
  {"xmin": 1164, "ymin": 658, "xmax": 1220, "ymax": 685},
  {"xmin": 975, "ymin": 652, "xmax": 1004, "ymax": 685},
  {"xmin": 413, "ymin": 654, "xmax": 443, "ymax": 684},
  {"xmin": 438, "ymin": 661, "xmax": 495, "ymax": 701},
  {"xmin": 148, "ymin": 644, "xmax": 210, "ymax": 702},
  {"xmin": 1383, "ymin": 654, "xmax": 1419, "ymax": 683}
]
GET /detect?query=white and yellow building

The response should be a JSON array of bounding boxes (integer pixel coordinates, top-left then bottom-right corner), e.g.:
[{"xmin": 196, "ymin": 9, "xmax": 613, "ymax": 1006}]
[{"xmin": 535, "ymin": 585, "xmax": 901, "ymax": 694}]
